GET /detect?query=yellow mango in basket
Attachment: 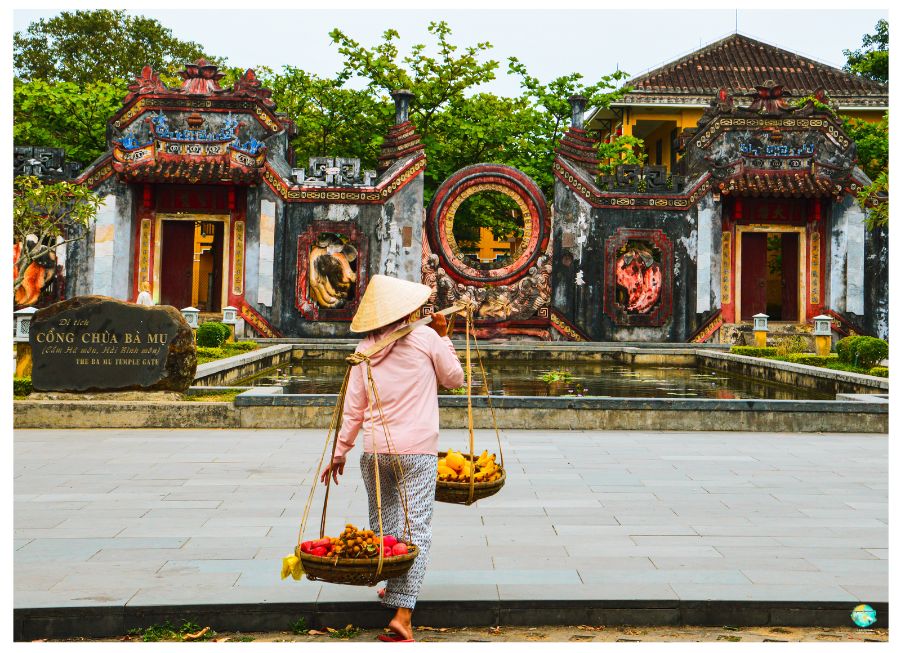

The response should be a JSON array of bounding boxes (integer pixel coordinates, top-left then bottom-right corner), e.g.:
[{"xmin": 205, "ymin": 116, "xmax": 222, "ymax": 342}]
[{"xmin": 445, "ymin": 450, "xmax": 466, "ymax": 473}]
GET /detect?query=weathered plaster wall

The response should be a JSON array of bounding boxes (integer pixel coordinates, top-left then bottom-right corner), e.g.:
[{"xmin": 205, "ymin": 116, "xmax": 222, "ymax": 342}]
[
  {"xmin": 66, "ymin": 176, "xmax": 134, "ymax": 299},
  {"xmin": 271, "ymin": 170, "xmax": 424, "ymax": 337},
  {"xmin": 864, "ymin": 224, "xmax": 888, "ymax": 339},
  {"xmin": 829, "ymin": 195, "xmax": 866, "ymax": 315},
  {"xmin": 553, "ymin": 178, "xmax": 717, "ymax": 341},
  {"xmin": 379, "ymin": 175, "xmax": 424, "ymax": 280}
]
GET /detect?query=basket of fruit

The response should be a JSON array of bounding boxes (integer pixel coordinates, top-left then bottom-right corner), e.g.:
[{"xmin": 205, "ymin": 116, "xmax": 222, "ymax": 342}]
[
  {"xmin": 296, "ymin": 524, "xmax": 418, "ymax": 586},
  {"xmin": 436, "ymin": 449, "xmax": 506, "ymax": 505}
]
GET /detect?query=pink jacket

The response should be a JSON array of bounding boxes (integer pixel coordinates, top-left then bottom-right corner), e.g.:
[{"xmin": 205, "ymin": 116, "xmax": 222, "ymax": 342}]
[{"xmin": 334, "ymin": 324, "xmax": 465, "ymax": 459}]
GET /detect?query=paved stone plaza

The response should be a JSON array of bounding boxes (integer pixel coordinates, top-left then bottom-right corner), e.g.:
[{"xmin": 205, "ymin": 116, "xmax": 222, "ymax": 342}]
[{"xmin": 15, "ymin": 427, "xmax": 887, "ymax": 615}]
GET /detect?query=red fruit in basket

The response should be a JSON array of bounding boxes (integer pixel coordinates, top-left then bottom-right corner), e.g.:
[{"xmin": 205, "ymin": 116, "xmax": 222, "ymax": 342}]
[
  {"xmin": 392, "ymin": 543, "xmax": 408, "ymax": 556},
  {"xmin": 313, "ymin": 538, "xmax": 331, "ymax": 549},
  {"xmin": 382, "ymin": 535, "xmax": 398, "ymax": 549},
  {"xmin": 300, "ymin": 541, "xmax": 314, "ymax": 554},
  {"xmin": 382, "ymin": 547, "xmax": 393, "ymax": 558},
  {"xmin": 311, "ymin": 546, "xmax": 328, "ymax": 557}
]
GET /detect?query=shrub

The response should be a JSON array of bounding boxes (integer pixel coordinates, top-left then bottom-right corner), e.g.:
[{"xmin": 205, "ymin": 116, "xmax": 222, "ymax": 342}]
[
  {"xmin": 196, "ymin": 321, "xmax": 230, "ymax": 347},
  {"xmin": 196, "ymin": 346, "xmax": 225, "ymax": 364},
  {"xmin": 782, "ymin": 353, "xmax": 838, "ymax": 368},
  {"xmin": 852, "ymin": 336, "xmax": 889, "ymax": 369},
  {"xmin": 835, "ymin": 335, "xmax": 861, "ymax": 363},
  {"xmin": 869, "ymin": 366, "xmax": 888, "ymax": 378},
  {"xmin": 729, "ymin": 346, "xmax": 779, "ymax": 358},
  {"xmin": 13, "ymin": 377, "xmax": 32, "ymax": 396},
  {"xmin": 227, "ymin": 340, "xmax": 258, "ymax": 352},
  {"xmin": 824, "ymin": 361, "xmax": 871, "ymax": 375},
  {"xmin": 775, "ymin": 335, "xmax": 809, "ymax": 356}
]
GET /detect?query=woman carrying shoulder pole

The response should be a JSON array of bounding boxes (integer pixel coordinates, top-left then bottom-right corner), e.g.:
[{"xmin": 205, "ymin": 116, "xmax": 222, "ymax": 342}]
[{"xmin": 320, "ymin": 275, "xmax": 464, "ymax": 642}]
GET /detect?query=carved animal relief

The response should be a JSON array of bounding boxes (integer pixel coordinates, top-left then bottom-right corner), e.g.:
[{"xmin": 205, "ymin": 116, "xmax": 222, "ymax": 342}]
[{"xmin": 309, "ymin": 233, "xmax": 358, "ymax": 309}]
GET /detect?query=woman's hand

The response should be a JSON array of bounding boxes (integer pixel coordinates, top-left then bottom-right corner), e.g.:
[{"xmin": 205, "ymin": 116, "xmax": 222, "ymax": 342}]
[
  {"xmin": 428, "ymin": 313, "xmax": 448, "ymax": 337},
  {"xmin": 320, "ymin": 457, "xmax": 346, "ymax": 485}
]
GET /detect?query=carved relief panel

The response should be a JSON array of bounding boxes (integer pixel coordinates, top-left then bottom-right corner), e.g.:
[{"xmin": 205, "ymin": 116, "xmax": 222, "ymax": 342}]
[
  {"xmin": 604, "ymin": 228, "xmax": 673, "ymax": 327},
  {"xmin": 296, "ymin": 221, "xmax": 366, "ymax": 321}
]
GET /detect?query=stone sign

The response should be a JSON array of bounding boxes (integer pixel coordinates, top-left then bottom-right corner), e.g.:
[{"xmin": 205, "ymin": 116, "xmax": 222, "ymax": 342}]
[{"xmin": 29, "ymin": 295, "xmax": 197, "ymax": 393}]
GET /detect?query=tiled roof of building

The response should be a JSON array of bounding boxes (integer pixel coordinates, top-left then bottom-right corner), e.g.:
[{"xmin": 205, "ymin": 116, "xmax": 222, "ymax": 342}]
[
  {"xmin": 117, "ymin": 159, "xmax": 261, "ymax": 185},
  {"xmin": 619, "ymin": 33, "xmax": 887, "ymax": 107},
  {"xmin": 718, "ymin": 171, "xmax": 839, "ymax": 198}
]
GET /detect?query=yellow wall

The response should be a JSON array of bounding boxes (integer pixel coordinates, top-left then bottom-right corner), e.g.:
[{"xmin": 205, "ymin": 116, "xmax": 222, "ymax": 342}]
[
  {"xmin": 839, "ymin": 110, "xmax": 885, "ymax": 124},
  {"xmin": 476, "ymin": 227, "xmax": 511, "ymax": 262},
  {"xmin": 191, "ymin": 223, "xmax": 216, "ymax": 308}
]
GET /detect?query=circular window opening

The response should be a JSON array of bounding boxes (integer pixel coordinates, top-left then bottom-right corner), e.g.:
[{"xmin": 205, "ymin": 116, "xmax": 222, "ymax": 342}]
[{"xmin": 450, "ymin": 190, "xmax": 526, "ymax": 271}]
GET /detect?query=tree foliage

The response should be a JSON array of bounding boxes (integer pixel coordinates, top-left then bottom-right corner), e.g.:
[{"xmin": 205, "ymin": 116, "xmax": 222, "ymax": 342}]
[
  {"xmin": 255, "ymin": 66, "xmax": 391, "ymax": 169},
  {"xmin": 329, "ymin": 21, "xmax": 501, "ymax": 198},
  {"xmin": 453, "ymin": 190, "xmax": 524, "ymax": 246},
  {"xmin": 13, "ymin": 176, "xmax": 102, "ymax": 293},
  {"xmin": 843, "ymin": 19, "xmax": 888, "ymax": 83},
  {"xmin": 841, "ymin": 115, "xmax": 888, "ymax": 230},
  {"xmin": 14, "ymin": 78, "xmax": 127, "ymax": 166},
  {"xmin": 13, "ymin": 9, "xmax": 216, "ymax": 85},
  {"xmin": 840, "ymin": 18, "xmax": 889, "ymax": 229},
  {"xmin": 507, "ymin": 57, "xmax": 635, "ymax": 185}
]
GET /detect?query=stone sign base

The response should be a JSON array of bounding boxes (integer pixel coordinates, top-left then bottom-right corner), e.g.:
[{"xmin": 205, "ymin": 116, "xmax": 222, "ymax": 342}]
[{"xmin": 29, "ymin": 391, "xmax": 184, "ymax": 402}]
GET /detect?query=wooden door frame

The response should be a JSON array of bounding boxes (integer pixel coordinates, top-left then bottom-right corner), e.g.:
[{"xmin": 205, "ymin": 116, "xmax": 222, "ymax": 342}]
[
  {"xmin": 734, "ymin": 224, "xmax": 806, "ymax": 324},
  {"xmin": 154, "ymin": 212, "xmax": 231, "ymax": 310}
]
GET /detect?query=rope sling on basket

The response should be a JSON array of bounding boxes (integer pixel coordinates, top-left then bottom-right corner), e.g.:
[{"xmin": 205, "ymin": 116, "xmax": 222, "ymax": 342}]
[
  {"xmin": 435, "ymin": 304, "xmax": 506, "ymax": 505},
  {"xmin": 281, "ymin": 303, "xmax": 478, "ymax": 585}
]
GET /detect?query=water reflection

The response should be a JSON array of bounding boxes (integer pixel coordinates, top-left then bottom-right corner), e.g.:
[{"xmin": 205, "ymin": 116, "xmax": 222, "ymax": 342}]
[{"xmin": 247, "ymin": 360, "xmax": 831, "ymax": 400}]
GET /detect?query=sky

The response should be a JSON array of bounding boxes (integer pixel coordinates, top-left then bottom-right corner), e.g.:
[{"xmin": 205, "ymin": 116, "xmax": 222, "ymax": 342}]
[{"xmin": 12, "ymin": 7, "xmax": 889, "ymax": 97}]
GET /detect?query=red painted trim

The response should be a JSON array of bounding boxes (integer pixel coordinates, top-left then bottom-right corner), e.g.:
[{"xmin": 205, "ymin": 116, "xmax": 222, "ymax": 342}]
[{"xmin": 554, "ymin": 158, "xmax": 713, "ymax": 211}]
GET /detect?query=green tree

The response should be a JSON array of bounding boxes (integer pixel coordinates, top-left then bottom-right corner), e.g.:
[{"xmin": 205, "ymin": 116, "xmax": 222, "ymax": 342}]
[
  {"xmin": 14, "ymin": 9, "xmax": 217, "ymax": 85},
  {"xmin": 844, "ymin": 114, "xmax": 889, "ymax": 229},
  {"xmin": 14, "ymin": 176, "xmax": 102, "ymax": 294},
  {"xmin": 255, "ymin": 66, "xmax": 391, "ymax": 169},
  {"xmin": 507, "ymin": 58, "xmax": 639, "ymax": 187},
  {"xmin": 328, "ymin": 21, "xmax": 501, "ymax": 197},
  {"xmin": 13, "ymin": 78, "xmax": 127, "ymax": 166},
  {"xmin": 453, "ymin": 189, "xmax": 524, "ymax": 246},
  {"xmin": 841, "ymin": 19, "xmax": 889, "ymax": 228},
  {"xmin": 843, "ymin": 19, "xmax": 888, "ymax": 83}
]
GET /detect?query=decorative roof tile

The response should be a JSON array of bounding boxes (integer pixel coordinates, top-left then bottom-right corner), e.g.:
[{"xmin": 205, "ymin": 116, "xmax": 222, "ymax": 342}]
[{"xmin": 718, "ymin": 171, "xmax": 839, "ymax": 198}]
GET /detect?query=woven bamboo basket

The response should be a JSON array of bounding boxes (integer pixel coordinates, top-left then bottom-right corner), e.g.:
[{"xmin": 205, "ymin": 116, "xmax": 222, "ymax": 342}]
[
  {"xmin": 297, "ymin": 545, "xmax": 419, "ymax": 586},
  {"xmin": 435, "ymin": 454, "xmax": 506, "ymax": 505}
]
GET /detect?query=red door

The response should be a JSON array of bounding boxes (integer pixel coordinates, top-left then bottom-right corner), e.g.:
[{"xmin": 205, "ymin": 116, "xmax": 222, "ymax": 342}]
[
  {"xmin": 780, "ymin": 232, "xmax": 799, "ymax": 321},
  {"xmin": 160, "ymin": 220, "xmax": 194, "ymax": 309},
  {"xmin": 741, "ymin": 232, "xmax": 768, "ymax": 319}
]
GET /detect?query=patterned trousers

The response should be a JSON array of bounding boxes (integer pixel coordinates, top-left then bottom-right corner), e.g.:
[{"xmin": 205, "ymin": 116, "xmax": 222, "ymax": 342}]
[{"xmin": 359, "ymin": 452, "xmax": 437, "ymax": 610}]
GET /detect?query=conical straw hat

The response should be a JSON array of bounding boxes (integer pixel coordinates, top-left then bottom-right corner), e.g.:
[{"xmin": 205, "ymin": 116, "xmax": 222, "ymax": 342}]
[{"xmin": 350, "ymin": 274, "xmax": 433, "ymax": 333}]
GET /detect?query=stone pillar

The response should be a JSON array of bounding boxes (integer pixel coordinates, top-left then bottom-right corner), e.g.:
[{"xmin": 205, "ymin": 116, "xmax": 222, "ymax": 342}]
[
  {"xmin": 569, "ymin": 95, "xmax": 587, "ymax": 129},
  {"xmin": 392, "ymin": 89, "xmax": 415, "ymax": 125}
]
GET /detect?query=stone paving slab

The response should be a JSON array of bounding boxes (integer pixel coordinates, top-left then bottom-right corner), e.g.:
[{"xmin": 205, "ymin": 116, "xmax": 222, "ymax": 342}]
[{"xmin": 13, "ymin": 428, "xmax": 887, "ymax": 637}]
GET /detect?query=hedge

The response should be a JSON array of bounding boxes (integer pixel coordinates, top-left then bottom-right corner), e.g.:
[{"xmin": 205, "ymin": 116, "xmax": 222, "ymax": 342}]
[
  {"xmin": 781, "ymin": 353, "xmax": 838, "ymax": 368},
  {"xmin": 729, "ymin": 346, "xmax": 779, "ymax": 358},
  {"xmin": 14, "ymin": 377, "xmax": 32, "ymax": 396},
  {"xmin": 869, "ymin": 366, "xmax": 889, "ymax": 378},
  {"xmin": 228, "ymin": 340, "xmax": 258, "ymax": 351}
]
